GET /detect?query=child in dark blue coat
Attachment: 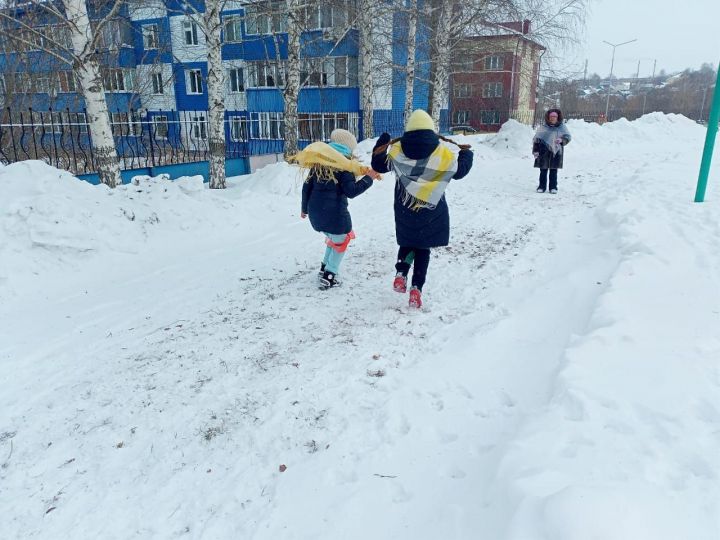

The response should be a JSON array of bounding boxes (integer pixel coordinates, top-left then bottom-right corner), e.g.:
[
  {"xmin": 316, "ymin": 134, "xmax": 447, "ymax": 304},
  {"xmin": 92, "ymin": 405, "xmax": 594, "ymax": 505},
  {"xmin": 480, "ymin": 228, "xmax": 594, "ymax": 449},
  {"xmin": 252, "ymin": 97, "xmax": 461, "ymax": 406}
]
[
  {"xmin": 371, "ymin": 110, "xmax": 473, "ymax": 308},
  {"xmin": 301, "ymin": 129, "xmax": 380, "ymax": 289}
]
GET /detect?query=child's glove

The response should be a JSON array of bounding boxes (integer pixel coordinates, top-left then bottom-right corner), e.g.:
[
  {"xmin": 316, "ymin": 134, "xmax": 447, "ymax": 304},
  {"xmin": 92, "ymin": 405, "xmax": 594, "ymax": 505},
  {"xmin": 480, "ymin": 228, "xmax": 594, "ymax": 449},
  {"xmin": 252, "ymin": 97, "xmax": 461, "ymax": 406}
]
[{"xmin": 377, "ymin": 132, "xmax": 391, "ymax": 146}]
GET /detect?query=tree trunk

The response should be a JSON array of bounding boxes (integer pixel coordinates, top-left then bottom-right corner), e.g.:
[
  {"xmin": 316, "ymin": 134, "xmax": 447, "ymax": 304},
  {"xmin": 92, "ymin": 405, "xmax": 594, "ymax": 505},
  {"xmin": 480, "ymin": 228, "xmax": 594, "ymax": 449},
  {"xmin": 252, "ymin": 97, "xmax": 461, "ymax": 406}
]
[
  {"xmin": 403, "ymin": 0, "xmax": 417, "ymax": 125},
  {"xmin": 204, "ymin": 1, "xmax": 226, "ymax": 189},
  {"xmin": 430, "ymin": 0, "xmax": 453, "ymax": 128},
  {"xmin": 283, "ymin": 0, "xmax": 301, "ymax": 158},
  {"xmin": 358, "ymin": 0, "xmax": 375, "ymax": 139},
  {"xmin": 62, "ymin": 0, "xmax": 122, "ymax": 188}
]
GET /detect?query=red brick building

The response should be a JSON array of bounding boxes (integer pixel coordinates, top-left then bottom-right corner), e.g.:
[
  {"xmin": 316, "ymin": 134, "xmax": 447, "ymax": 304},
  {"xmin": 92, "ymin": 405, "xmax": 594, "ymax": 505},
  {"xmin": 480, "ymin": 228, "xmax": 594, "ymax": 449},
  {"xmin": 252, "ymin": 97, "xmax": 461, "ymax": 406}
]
[{"xmin": 450, "ymin": 20, "xmax": 545, "ymax": 132}]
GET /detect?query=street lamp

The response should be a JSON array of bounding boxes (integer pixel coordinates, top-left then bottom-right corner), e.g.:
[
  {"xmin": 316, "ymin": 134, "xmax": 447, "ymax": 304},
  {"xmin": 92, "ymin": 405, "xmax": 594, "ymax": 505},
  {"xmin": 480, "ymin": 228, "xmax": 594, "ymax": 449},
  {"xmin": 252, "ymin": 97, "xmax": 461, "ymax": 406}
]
[{"xmin": 603, "ymin": 38, "xmax": 637, "ymax": 119}]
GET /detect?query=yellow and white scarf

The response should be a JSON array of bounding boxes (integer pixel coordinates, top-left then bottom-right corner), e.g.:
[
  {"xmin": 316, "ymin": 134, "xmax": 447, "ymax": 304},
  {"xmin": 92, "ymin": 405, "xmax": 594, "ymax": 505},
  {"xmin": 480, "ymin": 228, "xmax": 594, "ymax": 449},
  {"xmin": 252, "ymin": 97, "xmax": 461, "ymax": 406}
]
[{"xmin": 388, "ymin": 142, "xmax": 458, "ymax": 210}]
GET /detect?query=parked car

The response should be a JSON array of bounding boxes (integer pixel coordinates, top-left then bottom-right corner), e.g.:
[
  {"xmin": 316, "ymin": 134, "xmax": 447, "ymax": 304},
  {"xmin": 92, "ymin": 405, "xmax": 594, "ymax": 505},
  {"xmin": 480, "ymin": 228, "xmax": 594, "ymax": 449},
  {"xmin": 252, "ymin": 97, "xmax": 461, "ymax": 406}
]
[{"xmin": 449, "ymin": 125, "xmax": 478, "ymax": 135}]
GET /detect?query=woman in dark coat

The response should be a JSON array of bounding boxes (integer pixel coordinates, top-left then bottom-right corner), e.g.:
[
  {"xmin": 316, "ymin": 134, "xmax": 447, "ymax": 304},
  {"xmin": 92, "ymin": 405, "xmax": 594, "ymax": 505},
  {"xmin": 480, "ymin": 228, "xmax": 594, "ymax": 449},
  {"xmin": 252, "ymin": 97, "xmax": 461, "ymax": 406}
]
[
  {"xmin": 532, "ymin": 108, "xmax": 571, "ymax": 194},
  {"xmin": 371, "ymin": 109, "xmax": 473, "ymax": 309}
]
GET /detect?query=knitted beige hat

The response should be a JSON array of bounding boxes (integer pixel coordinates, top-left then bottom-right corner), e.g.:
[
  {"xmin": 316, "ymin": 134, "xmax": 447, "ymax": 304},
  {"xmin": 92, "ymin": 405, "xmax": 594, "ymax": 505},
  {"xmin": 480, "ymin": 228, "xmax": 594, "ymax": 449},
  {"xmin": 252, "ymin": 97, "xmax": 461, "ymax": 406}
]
[
  {"xmin": 405, "ymin": 109, "xmax": 435, "ymax": 132},
  {"xmin": 330, "ymin": 129, "xmax": 358, "ymax": 152}
]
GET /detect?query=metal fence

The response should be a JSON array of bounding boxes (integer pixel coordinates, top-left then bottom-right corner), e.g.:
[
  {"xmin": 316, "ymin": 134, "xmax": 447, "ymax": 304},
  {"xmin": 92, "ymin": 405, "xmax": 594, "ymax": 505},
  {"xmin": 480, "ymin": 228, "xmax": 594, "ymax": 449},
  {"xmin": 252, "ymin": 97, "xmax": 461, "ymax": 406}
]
[{"xmin": 0, "ymin": 108, "xmax": 364, "ymax": 176}]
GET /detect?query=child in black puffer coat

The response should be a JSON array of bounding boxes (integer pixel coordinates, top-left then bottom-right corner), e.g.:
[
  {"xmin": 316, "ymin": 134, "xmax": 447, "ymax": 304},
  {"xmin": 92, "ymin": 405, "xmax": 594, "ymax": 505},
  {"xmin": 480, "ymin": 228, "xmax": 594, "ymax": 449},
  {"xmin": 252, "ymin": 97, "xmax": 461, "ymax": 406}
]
[
  {"xmin": 371, "ymin": 110, "xmax": 473, "ymax": 308},
  {"xmin": 301, "ymin": 129, "xmax": 380, "ymax": 289}
]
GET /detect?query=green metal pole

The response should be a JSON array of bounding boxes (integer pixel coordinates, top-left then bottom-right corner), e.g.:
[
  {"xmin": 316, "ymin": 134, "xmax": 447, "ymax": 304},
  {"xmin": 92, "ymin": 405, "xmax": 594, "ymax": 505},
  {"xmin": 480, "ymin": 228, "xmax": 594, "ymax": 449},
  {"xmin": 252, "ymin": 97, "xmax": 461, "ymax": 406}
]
[{"xmin": 694, "ymin": 63, "xmax": 720, "ymax": 202}]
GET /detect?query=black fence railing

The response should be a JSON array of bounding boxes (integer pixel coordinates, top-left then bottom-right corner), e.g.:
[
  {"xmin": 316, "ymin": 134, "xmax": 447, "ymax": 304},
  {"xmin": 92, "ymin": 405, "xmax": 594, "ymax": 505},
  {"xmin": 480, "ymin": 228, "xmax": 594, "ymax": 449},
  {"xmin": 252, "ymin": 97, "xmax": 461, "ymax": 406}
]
[{"xmin": 0, "ymin": 108, "xmax": 363, "ymax": 176}]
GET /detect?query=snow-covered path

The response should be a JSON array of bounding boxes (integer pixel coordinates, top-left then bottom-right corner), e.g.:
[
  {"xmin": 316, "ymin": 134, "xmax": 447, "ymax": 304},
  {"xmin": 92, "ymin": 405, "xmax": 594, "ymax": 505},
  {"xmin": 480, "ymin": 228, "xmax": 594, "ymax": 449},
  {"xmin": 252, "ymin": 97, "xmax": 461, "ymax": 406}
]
[{"xmin": 2, "ymin": 115, "xmax": 719, "ymax": 539}]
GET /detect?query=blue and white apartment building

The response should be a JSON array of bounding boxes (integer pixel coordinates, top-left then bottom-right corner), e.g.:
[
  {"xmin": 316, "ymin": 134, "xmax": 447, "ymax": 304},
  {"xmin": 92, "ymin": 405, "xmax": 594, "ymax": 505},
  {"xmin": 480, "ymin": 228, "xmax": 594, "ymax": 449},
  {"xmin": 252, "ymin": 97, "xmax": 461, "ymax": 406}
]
[{"xmin": 0, "ymin": 0, "xmax": 446, "ymax": 175}]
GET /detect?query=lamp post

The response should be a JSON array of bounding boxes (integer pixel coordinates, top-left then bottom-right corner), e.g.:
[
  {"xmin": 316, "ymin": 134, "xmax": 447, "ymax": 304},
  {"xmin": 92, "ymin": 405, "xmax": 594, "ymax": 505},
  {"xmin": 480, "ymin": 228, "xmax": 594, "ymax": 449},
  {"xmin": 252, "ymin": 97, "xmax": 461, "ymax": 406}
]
[
  {"xmin": 695, "ymin": 63, "xmax": 720, "ymax": 202},
  {"xmin": 603, "ymin": 38, "xmax": 637, "ymax": 119}
]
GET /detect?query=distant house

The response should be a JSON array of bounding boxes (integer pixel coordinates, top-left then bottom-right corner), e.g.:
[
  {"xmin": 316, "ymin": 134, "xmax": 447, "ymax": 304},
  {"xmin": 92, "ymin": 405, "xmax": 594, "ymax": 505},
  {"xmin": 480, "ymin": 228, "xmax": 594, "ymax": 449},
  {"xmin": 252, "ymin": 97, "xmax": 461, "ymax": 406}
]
[{"xmin": 449, "ymin": 20, "xmax": 544, "ymax": 132}]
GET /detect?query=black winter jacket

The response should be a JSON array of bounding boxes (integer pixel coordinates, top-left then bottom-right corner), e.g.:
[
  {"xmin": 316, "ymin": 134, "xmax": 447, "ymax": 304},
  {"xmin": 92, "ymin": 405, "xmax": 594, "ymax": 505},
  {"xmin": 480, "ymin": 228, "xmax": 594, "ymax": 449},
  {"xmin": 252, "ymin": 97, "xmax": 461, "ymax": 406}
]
[
  {"xmin": 371, "ymin": 130, "xmax": 474, "ymax": 248},
  {"xmin": 301, "ymin": 169, "xmax": 373, "ymax": 235}
]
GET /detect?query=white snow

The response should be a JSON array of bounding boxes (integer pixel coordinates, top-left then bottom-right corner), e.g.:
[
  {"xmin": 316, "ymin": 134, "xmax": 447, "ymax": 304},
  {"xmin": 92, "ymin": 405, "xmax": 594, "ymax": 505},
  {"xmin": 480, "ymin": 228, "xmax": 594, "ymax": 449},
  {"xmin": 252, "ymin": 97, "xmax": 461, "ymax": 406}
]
[{"xmin": 1, "ymin": 114, "xmax": 720, "ymax": 539}]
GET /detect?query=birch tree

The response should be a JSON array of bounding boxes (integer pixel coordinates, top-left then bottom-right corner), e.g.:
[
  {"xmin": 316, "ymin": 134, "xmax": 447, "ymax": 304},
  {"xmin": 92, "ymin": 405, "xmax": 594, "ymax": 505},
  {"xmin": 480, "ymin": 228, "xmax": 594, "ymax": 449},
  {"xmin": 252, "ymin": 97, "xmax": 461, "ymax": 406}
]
[
  {"xmin": 403, "ymin": 0, "xmax": 418, "ymax": 124},
  {"xmin": 357, "ymin": 0, "xmax": 375, "ymax": 139},
  {"xmin": 203, "ymin": 0, "xmax": 227, "ymax": 189},
  {"xmin": 283, "ymin": 0, "xmax": 302, "ymax": 157},
  {"xmin": 428, "ymin": 0, "xmax": 454, "ymax": 127}
]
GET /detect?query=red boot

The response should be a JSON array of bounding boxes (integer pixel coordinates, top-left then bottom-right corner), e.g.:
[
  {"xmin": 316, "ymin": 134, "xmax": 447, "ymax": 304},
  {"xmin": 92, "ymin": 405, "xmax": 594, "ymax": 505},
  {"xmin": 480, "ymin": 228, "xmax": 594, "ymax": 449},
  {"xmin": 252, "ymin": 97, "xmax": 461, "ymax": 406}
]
[
  {"xmin": 408, "ymin": 287, "xmax": 422, "ymax": 309},
  {"xmin": 393, "ymin": 273, "xmax": 407, "ymax": 293}
]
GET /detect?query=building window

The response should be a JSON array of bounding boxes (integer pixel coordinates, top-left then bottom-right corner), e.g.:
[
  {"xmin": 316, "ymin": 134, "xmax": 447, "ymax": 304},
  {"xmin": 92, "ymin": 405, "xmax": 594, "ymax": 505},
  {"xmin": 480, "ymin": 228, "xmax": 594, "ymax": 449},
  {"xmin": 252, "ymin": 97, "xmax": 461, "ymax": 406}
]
[
  {"xmin": 224, "ymin": 15, "xmax": 242, "ymax": 43},
  {"xmin": 453, "ymin": 83, "xmax": 471, "ymax": 98},
  {"xmin": 245, "ymin": 2, "xmax": 286, "ymax": 35},
  {"xmin": 94, "ymin": 19, "xmax": 123, "ymax": 49},
  {"xmin": 103, "ymin": 68, "xmax": 135, "ymax": 92},
  {"xmin": 111, "ymin": 112, "xmax": 141, "ymax": 136},
  {"xmin": 228, "ymin": 67, "xmax": 244, "ymax": 92},
  {"xmin": 484, "ymin": 55, "xmax": 503, "ymax": 71},
  {"xmin": 190, "ymin": 114, "xmax": 207, "ymax": 140},
  {"xmin": 482, "ymin": 82, "xmax": 503, "ymax": 98},
  {"xmin": 186, "ymin": 69, "xmax": 203, "ymax": 94},
  {"xmin": 229, "ymin": 116, "xmax": 247, "ymax": 141},
  {"xmin": 480, "ymin": 110, "xmax": 501, "ymax": 124},
  {"xmin": 247, "ymin": 61, "xmax": 285, "ymax": 87},
  {"xmin": 452, "ymin": 110, "xmax": 470, "ymax": 124},
  {"xmin": 305, "ymin": 4, "xmax": 347, "ymax": 30},
  {"xmin": 35, "ymin": 76, "xmax": 50, "ymax": 94},
  {"xmin": 251, "ymin": 112, "xmax": 284, "ymax": 139},
  {"xmin": 153, "ymin": 115, "xmax": 169, "ymax": 138},
  {"xmin": 58, "ymin": 71, "xmax": 76, "ymax": 93},
  {"xmin": 183, "ymin": 20, "xmax": 199, "ymax": 45},
  {"xmin": 151, "ymin": 72, "xmax": 164, "ymax": 94},
  {"xmin": 297, "ymin": 112, "xmax": 357, "ymax": 141},
  {"xmin": 142, "ymin": 24, "xmax": 159, "ymax": 49},
  {"xmin": 71, "ymin": 112, "xmax": 88, "ymax": 134},
  {"xmin": 454, "ymin": 57, "xmax": 473, "ymax": 72},
  {"xmin": 300, "ymin": 56, "xmax": 357, "ymax": 87}
]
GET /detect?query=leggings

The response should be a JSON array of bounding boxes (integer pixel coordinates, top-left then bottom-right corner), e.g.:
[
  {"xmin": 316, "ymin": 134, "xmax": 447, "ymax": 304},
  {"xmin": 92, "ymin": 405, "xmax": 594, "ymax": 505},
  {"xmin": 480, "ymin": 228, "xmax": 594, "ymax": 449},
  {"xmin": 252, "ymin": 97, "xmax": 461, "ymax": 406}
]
[{"xmin": 395, "ymin": 246, "xmax": 431, "ymax": 291}]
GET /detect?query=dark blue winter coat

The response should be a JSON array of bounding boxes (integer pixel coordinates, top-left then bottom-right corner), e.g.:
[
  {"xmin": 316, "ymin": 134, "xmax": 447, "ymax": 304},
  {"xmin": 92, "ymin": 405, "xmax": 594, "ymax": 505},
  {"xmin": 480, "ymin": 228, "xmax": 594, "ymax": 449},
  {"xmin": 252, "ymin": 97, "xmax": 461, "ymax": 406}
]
[
  {"xmin": 371, "ymin": 130, "xmax": 474, "ymax": 248},
  {"xmin": 301, "ymin": 168, "xmax": 373, "ymax": 235}
]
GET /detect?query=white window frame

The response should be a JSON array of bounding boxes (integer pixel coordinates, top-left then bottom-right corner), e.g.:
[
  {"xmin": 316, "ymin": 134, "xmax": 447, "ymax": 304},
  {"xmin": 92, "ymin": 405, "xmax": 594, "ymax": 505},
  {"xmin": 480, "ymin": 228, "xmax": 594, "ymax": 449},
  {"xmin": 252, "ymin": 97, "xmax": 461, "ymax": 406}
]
[
  {"xmin": 186, "ymin": 69, "xmax": 203, "ymax": 95},
  {"xmin": 484, "ymin": 55, "xmax": 503, "ymax": 71},
  {"xmin": 453, "ymin": 83, "xmax": 471, "ymax": 98},
  {"xmin": 151, "ymin": 72, "xmax": 164, "ymax": 95},
  {"xmin": 190, "ymin": 114, "xmax": 207, "ymax": 140},
  {"xmin": 71, "ymin": 112, "xmax": 88, "ymax": 134},
  {"xmin": 183, "ymin": 19, "xmax": 199, "ymax": 46},
  {"xmin": 142, "ymin": 24, "xmax": 159, "ymax": 49},
  {"xmin": 482, "ymin": 82, "xmax": 502, "ymax": 98},
  {"xmin": 228, "ymin": 67, "xmax": 244, "ymax": 93},
  {"xmin": 223, "ymin": 15, "xmax": 243, "ymax": 43},
  {"xmin": 58, "ymin": 71, "xmax": 76, "ymax": 93},
  {"xmin": 245, "ymin": 1, "xmax": 286, "ymax": 35},
  {"xmin": 153, "ymin": 115, "xmax": 169, "ymax": 138},
  {"xmin": 452, "ymin": 110, "xmax": 470, "ymax": 124},
  {"xmin": 229, "ymin": 116, "xmax": 247, "ymax": 141},
  {"xmin": 111, "ymin": 112, "xmax": 141, "ymax": 136},
  {"xmin": 103, "ymin": 68, "xmax": 135, "ymax": 92},
  {"xmin": 480, "ymin": 110, "xmax": 501, "ymax": 124},
  {"xmin": 247, "ymin": 61, "xmax": 285, "ymax": 88},
  {"xmin": 305, "ymin": 4, "xmax": 346, "ymax": 30}
]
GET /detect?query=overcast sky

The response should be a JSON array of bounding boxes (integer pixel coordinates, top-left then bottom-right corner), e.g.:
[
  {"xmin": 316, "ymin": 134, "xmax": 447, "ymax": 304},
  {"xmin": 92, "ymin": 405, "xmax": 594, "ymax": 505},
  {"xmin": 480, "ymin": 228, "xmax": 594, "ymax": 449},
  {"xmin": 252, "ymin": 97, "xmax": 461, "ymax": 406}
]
[{"xmin": 570, "ymin": 0, "xmax": 720, "ymax": 78}]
